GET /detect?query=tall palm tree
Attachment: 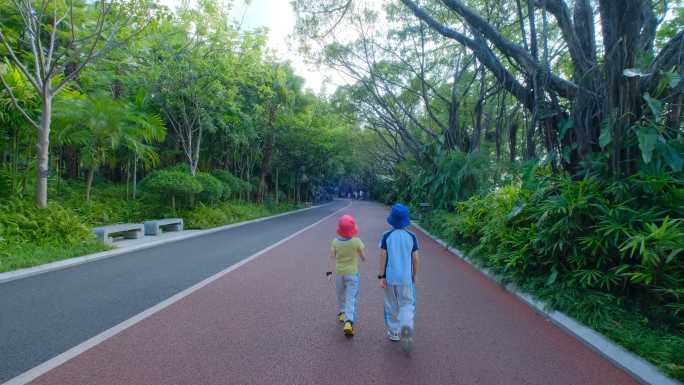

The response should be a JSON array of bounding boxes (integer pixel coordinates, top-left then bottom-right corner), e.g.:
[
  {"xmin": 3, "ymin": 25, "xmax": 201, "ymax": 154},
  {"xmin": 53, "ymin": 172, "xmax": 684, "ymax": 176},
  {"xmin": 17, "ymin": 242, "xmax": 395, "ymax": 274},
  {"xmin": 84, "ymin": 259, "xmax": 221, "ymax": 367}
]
[
  {"xmin": 120, "ymin": 90, "xmax": 166, "ymax": 198},
  {"xmin": 55, "ymin": 91, "xmax": 165, "ymax": 201}
]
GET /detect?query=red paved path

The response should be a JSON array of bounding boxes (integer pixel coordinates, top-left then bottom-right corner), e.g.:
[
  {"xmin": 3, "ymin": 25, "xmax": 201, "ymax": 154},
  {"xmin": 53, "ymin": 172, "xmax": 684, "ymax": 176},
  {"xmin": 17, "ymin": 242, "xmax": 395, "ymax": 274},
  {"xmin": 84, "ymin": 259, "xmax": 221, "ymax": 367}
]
[{"xmin": 29, "ymin": 201, "xmax": 637, "ymax": 385}]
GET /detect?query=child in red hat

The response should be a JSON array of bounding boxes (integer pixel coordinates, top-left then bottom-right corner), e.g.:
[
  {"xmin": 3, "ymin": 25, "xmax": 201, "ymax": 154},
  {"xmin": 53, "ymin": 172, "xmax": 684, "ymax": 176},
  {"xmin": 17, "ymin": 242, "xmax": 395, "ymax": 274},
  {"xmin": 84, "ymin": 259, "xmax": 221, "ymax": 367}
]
[{"xmin": 327, "ymin": 214, "xmax": 366, "ymax": 336}]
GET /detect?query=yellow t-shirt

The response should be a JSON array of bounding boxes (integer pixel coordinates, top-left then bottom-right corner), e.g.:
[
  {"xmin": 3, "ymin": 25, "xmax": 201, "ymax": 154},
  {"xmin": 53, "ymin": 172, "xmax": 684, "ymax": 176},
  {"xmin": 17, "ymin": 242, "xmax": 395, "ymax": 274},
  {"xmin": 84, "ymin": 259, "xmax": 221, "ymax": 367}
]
[{"xmin": 331, "ymin": 237, "xmax": 365, "ymax": 275}]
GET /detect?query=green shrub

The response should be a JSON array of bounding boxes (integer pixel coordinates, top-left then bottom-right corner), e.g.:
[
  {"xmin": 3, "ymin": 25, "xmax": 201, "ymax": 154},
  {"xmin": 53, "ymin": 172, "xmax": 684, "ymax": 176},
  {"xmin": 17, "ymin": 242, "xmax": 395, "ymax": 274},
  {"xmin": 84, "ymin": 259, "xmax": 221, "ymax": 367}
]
[
  {"xmin": 181, "ymin": 201, "xmax": 300, "ymax": 229},
  {"xmin": 210, "ymin": 170, "xmax": 252, "ymax": 199},
  {"xmin": 0, "ymin": 199, "xmax": 92, "ymax": 246},
  {"xmin": 182, "ymin": 204, "xmax": 229, "ymax": 229},
  {"xmin": 421, "ymin": 167, "xmax": 684, "ymax": 379},
  {"xmin": 140, "ymin": 168, "xmax": 203, "ymax": 209},
  {"xmin": 196, "ymin": 172, "xmax": 223, "ymax": 202}
]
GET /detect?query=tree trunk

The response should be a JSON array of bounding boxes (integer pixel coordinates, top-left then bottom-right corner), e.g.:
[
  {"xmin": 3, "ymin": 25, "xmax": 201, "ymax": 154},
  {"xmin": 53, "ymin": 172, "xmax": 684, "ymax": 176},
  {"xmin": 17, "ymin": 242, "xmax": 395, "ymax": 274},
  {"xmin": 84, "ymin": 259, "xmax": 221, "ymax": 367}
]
[
  {"xmin": 275, "ymin": 168, "xmax": 279, "ymax": 204},
  {"xmin": 495, "ymin": 92, "xmax": 505, "ymax": 162},
  {"xmin": 35, "ymin": 95, "xmax": 52, "ymax": 208},
  {"xmin": 669, "ymin": 94, "xmax": 683, "ymax": 135},
  {"xmin": 472, "ymin": 66, "xmax": 486, "ymax": 151},
  {"xmin": 85, "ymin": 167, "xmax": 95, "ymax": 201},
  {"xmin": 133, "ymin": 156, "xmax": 138, "ymax": 199},
  {"xmin": 258, "ymin": 133, "xmax": 275, "ymax": 202},
  {"xmin": 445, "ymin": 58, "xmax": 462, "ymax": 150},
  {"xmin": 509, "ymin": 120, "xmax": 518, "ymax": 164}
]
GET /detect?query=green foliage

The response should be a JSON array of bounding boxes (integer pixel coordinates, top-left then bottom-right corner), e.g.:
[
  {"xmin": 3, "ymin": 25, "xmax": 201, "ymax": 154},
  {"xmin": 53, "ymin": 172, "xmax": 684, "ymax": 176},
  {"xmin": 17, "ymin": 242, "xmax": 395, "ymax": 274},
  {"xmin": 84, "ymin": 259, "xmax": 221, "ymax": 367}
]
[
  {"xmin": 0, "ymin": 198, "xmax": 92, "ymax": 246},
  {"xmin": 0, "ymin": 197, "xmax": 112, "ymax": 272},
  {"xmin": 210, "ymin": 169, "xmax": 252, "ymax": 198},
  {"xmin": 181, "ymin": 201, "xmax": 300, "ymax": 229},
  {"xmin": 421, "ymin": 165, "xmax": 684, "ymax": 379},
  {"xmin": 140, "ymin": 168, "xmax": 203, "ymax": 200},
  {"xmin": 196, "ymin": 172, "xmax": 223, "ymax": 202},
  {"xmin": 413, "ymin": 148, "xmax": 493, "ymax": 208}
]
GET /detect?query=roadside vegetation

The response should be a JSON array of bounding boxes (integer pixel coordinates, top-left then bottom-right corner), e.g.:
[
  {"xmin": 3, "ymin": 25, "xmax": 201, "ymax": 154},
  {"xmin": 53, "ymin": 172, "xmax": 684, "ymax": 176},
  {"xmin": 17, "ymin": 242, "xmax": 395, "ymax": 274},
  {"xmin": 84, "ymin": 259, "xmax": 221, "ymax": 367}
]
[
  {"xmin": 0, "ymin": 1, "xmax": 369, "ymax": 272},
  {"xmin": 293, "ymin": 0, "xmax": 684, "ymax": 379}
]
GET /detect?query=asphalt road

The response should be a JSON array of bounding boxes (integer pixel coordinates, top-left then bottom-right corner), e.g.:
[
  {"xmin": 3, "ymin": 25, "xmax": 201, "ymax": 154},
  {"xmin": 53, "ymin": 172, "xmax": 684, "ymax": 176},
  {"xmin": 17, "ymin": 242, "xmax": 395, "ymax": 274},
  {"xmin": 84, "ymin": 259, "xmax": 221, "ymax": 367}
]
[
  {"xmin": 0, "ymin": 201, "xmax": 347, "ymax": 383},
  {"xmin": 16, "ymin": 201, "xmax": 637, "ymax": 385}
]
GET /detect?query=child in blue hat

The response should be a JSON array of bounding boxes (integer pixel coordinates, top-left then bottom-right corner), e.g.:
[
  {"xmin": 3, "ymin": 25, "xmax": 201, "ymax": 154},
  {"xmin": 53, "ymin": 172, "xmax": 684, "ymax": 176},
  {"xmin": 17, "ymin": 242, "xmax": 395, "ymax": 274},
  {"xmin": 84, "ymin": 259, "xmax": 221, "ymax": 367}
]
[{"xmin": 378, "ymin": 203, "xmax": 420, "ymax": 352}]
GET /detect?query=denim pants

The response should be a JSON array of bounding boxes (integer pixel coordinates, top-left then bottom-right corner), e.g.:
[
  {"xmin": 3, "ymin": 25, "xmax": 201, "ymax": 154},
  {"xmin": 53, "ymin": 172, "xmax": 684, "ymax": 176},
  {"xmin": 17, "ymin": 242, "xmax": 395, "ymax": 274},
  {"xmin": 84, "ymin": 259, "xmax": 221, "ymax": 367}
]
[
  {"xmin": 384, "ymin": 284, "xmax": 416, "ymax": 334},
  {"xmin": 336, "ymin": 273, "xmax": 360, "ymax": 323}
]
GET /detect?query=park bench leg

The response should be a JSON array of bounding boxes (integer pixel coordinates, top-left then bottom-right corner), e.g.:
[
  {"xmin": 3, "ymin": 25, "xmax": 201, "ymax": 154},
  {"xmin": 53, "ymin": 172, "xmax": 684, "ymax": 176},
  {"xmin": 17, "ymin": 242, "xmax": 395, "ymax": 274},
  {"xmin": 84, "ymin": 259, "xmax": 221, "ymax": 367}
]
[{"xmin": 144, "ymin": 223, "xmax": 160, "ymax": 236}]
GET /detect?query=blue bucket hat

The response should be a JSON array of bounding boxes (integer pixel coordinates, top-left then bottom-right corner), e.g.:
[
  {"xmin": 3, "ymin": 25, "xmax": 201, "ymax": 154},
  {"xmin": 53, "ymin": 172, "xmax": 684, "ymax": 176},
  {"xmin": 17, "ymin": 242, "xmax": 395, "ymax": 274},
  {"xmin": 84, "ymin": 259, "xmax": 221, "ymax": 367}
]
[{"xmin": 387, "ymin": 203, "xmax": 411, "ymax": 229}]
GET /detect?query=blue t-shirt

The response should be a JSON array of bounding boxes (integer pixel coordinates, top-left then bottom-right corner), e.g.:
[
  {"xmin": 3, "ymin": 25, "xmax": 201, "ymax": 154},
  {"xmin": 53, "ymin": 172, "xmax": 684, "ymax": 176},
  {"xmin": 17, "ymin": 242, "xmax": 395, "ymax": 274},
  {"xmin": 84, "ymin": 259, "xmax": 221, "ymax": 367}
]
[{"xmin": 380, "ymin": 229, "xmax": 419, "ymax": 285}]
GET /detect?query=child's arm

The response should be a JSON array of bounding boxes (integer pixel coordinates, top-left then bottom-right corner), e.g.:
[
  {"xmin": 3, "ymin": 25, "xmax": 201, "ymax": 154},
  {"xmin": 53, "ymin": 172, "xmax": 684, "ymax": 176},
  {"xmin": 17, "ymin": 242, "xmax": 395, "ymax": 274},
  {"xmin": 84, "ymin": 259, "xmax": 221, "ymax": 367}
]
[
  {"xmin": 378, "ymin": 250, "xmax": 387, "ymax": 288},
  {"xmin": 357, "ymin": 243, "xmax": 366, "ymax": 262},
  {"xmin": 411, "ymin": 250, "xmax": 420, "ymax": 283}
]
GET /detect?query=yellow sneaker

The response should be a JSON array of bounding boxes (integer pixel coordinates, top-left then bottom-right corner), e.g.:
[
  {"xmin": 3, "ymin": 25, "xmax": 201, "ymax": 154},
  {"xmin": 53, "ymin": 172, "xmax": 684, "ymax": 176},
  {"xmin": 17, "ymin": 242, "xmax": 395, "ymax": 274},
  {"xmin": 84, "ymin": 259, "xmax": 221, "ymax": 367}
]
[
  {"xmin": 343, "ymin": 321, "xmax": 354, "ymax": 337},
  {"xmin": 338, "ymin": 312, "xmax": 345, "ymax": 323}
]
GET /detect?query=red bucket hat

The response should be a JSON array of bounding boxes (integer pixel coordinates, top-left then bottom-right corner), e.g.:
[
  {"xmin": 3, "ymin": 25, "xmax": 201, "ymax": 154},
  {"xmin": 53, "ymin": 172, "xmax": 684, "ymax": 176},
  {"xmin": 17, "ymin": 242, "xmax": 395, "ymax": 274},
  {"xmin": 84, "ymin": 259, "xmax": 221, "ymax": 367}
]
[{"xmin": 337, "ymin": 215, "xmax": 358, "ymax": 238}]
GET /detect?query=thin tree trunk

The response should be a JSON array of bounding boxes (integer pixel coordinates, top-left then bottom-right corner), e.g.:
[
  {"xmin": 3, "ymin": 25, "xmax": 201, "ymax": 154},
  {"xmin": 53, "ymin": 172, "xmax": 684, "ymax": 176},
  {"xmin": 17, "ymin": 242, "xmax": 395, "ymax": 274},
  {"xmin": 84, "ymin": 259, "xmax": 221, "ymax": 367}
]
[
  {"xmin": 472, "ymin": 66, "xmax": 486, "ymax": 151},
  {"xmin": 275, "ymin": 167, "xmax": 279, "ymax": 204},
  {"xmin": 85, "ymin": 167, "xmax": 95, "ymax": 201},
  {"xmin": 509, "ymin": 120, "xmax": 518, "ymax": 163},
  {"xmin": 36, "ymin": 95, "xmax": 52, "ymax": 208},
  {"xmin": 133, "ymin": 156, "xmax": 138, "ymax": 199},
  {"xmin": 495, "ymin": 92, "xmax": 505, "ymax": 162},
  {"xmin": 258, "ymin": 133, "xmax": 275, "ymax": 202},
  {"xmin": 126, "ymin": 161, "xmax": 130, "ymax": 199}
]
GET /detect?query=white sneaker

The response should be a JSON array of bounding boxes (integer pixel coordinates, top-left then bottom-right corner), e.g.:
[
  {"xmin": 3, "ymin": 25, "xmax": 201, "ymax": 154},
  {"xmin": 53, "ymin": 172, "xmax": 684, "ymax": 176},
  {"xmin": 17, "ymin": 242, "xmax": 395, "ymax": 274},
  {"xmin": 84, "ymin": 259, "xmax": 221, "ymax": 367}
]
[
  {"xmin": 400, "ymin": 326, "xmax": 413, "ymax": 353},
  {"xmin": 387, "ymin": 331, "xmax": 400, "ymax": 341}
]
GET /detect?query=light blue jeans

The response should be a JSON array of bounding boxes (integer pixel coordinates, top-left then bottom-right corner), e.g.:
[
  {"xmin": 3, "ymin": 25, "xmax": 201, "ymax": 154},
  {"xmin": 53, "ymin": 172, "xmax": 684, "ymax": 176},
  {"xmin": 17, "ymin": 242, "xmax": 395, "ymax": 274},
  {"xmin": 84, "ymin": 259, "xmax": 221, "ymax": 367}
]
[
  {"xmin": 384, "ymin": 284, "xmax": 416, "ymax": 334},
  {"xmin": 336, "ymin": 273, "xmax": 360, "ymax": 323}
]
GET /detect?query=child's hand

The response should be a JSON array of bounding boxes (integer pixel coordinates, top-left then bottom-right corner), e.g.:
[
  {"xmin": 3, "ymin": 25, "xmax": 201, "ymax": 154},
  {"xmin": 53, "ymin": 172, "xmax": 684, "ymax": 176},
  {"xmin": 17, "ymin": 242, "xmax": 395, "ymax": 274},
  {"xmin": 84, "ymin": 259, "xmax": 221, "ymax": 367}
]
[{"xmin": 380, "ymin": 278, "xmax": 387, "ymax": 289}]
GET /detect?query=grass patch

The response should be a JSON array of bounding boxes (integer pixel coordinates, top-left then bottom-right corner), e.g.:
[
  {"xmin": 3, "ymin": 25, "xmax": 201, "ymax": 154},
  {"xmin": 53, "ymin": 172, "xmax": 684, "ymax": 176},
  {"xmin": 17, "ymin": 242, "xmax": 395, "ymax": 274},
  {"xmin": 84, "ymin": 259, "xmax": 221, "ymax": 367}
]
[{"xmin": 0, "ymin": 241, "xmax": 111, "ymax": 273}]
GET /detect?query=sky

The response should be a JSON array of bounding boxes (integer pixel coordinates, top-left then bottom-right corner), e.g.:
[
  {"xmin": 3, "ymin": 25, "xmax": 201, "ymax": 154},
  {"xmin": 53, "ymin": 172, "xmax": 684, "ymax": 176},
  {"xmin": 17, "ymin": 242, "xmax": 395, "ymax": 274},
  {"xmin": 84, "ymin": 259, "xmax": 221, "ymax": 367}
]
[{"xmin": 158, "ymin": 0, "xmax": 344, "ymax": 94}]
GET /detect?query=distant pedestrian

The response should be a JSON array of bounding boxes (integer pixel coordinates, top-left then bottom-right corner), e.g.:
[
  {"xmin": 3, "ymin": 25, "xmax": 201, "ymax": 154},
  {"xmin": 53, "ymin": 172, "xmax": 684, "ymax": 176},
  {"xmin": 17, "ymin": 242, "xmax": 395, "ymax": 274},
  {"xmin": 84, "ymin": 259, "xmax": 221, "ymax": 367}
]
[
  {"xmin": 378, "ymin": 203, "xmax": 420, "ymax": 352},
  {"xmin": 327, "ymin": 214, "xmax": 366, "ymax": 337}
]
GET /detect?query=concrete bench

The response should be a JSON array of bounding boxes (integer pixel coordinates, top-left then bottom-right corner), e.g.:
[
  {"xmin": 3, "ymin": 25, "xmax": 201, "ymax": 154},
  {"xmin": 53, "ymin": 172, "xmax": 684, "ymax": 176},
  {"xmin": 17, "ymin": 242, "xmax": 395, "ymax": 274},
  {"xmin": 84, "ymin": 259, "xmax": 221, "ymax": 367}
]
[
  {"xmin": 144, "ymin": 218, "xmax": 184, "ymax": 236},
  {"xmin": 92, "ymin": 223, "xmax": 144, "ymax": 244}
]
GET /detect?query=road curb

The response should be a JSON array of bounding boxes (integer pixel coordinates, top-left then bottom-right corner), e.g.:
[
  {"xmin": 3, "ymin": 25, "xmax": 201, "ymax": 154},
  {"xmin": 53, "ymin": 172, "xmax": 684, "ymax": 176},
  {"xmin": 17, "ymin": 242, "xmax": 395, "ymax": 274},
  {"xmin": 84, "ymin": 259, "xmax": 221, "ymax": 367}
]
[
  {"xmin": 0, "ymin": 203, "xmax": 332, "ymax": 285},
  {"xmin": 411, "ymin": 222, "xmax": 681, "ymax": 385}
]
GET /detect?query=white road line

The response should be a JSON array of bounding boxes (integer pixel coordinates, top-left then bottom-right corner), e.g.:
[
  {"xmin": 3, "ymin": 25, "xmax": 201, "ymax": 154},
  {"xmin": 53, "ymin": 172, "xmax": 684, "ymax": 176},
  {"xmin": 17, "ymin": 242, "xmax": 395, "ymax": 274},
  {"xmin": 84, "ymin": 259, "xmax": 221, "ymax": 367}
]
[{"xmin": 2, "ymin": 201, "xmax": 352, "ymax": 385}]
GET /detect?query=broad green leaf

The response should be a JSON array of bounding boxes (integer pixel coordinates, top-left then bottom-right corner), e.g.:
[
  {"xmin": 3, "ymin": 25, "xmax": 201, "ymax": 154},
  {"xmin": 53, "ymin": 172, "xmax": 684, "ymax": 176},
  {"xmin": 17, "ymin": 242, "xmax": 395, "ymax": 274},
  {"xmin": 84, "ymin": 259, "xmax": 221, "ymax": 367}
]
[
  {"xmin": 559, "ymin": 118, "xmax": 573, "ymax": 140},
  {"xmin": 599, "ymin": 125, "xmax": 612, "ymax": 149},
  {"xmin": 546, "ymin": 267, "xmax": 559, "ymax": 286},
  {"xmin": 658, "ymin": 142, "xmax": 684, "ymax": 172},
  {"xmin": 643, "ymin": 93, "xmax": 664, "ymax": 123},
  {"xmin": 636, "ymin": 127, "xmax": 659, "ymax": 163}
]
